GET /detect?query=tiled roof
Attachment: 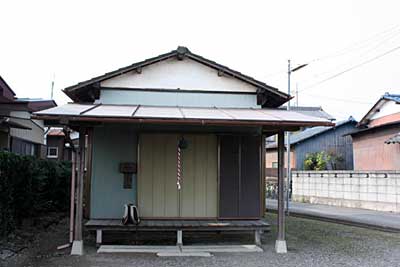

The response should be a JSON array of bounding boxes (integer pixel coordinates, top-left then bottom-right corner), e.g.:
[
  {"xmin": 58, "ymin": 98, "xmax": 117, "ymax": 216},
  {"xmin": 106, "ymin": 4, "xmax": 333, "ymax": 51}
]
[
  {"xmin": 382, "ymin": 93, "xmax": 400, "ymax": 103},
  {"xmin": 385, "ymin": 132, "xmax": 400, "ymax": 144}
]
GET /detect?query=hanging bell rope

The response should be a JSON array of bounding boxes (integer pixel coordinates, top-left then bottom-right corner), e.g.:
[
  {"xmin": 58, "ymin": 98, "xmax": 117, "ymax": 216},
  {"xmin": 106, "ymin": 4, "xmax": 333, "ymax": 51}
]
[
  {"xmin": 177, "ymin": 145, "xmax": 182, "ymax": 190},
  {"xmin": 176, "ymin": 137, "xmax": 188, "ymax": 190}
]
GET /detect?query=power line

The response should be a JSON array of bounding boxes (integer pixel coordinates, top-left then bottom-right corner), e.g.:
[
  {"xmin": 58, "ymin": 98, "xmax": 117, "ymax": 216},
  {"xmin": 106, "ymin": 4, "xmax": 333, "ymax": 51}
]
[
  {"xmin": 299, "ymin": 44, "xmax": 400, "ymax": 92},
  {"xmin": 305, "ymin": 24, "xmax": 400, "ymax": 64},
  {"xmin": 304, "ymin": 28, "xmax": 400, "ymax": 81},
  {"xmin": 301, "ymin": 92, "xmax": 373, "ymax": 105}
]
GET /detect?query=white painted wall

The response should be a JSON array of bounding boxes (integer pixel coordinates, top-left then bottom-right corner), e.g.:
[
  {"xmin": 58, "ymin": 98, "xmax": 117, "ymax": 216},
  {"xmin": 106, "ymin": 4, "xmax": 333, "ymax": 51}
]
[
  {"xmin": 370, "ymin": 100, "xmax": 400, "ymax": 120},
  {"xmin": 100, "ymin": 58, "xmax": 258, "ymax": 93},
  {"xmin": 9, "ymin": 111, "xmax": 45, "ymax": 144},
  {"xmin": 292, "ymin": 170, "xmax": 400, "ymax": 213}
]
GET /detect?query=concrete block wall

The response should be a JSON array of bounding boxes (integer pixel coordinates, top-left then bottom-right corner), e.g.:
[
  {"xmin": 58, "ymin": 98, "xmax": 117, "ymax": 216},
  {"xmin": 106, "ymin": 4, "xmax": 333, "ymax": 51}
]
[{"xmin": 292, "ymin": 171, "xmax": 400, "ymax": 213}]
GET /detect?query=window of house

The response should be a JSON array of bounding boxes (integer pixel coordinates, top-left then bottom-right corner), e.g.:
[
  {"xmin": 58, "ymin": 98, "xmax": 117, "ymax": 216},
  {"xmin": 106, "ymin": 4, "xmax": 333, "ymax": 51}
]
[
  {"xmin": 47, "ymin": 147, "xmax": 58, "ymax": 158},
  {"xmin": 272, "ymin": 162, "xmax": 278, "ymax": 168}
]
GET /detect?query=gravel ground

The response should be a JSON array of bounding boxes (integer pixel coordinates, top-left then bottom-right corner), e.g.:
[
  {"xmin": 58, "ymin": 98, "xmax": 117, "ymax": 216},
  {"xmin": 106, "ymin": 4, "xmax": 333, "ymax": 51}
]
[{"xmin": 2, "ymin": 212, "xmax": 400, "ymax": 267}]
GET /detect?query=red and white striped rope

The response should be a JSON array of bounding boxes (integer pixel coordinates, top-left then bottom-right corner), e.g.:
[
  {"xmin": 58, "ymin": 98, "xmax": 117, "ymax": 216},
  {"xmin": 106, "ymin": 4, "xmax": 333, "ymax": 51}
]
[{"xmin": 177, "ymin": 146, "xmax": 182, "ymax": 190}]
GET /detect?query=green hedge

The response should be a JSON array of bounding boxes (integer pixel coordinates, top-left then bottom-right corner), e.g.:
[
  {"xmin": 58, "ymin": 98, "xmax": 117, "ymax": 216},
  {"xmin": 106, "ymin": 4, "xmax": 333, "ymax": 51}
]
[{"xmin": 0, "ymin": 152, "xmax": 71, "ymax": 236}]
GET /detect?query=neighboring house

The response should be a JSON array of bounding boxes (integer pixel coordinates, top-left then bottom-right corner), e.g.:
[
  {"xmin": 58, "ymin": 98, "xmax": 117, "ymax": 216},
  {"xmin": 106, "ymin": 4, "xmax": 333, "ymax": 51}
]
[
  {"xmin": 45, "ymin": 128, "xmax": 79, "ymax": 161},
  {"xmin": 265, "ymin": 106, "xmax": 335, "ymax": 170},
  {"xmin": 266, "ymin": 117, "xmax": 357, "ymax": 170},
  {"xmin": 0, "ymin": 76, "xmax": 56, "ymax": 157},
  {"xmin": 350, "ymin": 93, "xmax": 400, "ymax": 170},
  {"xmin": 279, "ymin": 106, "xmax": 335, "ymax": 121},
  {"xmin": 34, "ymin": 46, "xmax": 331, "ymax": 254},
  {"xmin": 265, "ymin": 106, "xmax": 335, "ymax": 147}
]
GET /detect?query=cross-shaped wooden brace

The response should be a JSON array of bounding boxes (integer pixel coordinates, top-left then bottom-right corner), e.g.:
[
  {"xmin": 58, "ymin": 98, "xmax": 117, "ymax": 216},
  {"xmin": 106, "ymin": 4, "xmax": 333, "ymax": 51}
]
[{"xmin": 119, "ymin": 162, "xmax": 137, "ymax": 189}]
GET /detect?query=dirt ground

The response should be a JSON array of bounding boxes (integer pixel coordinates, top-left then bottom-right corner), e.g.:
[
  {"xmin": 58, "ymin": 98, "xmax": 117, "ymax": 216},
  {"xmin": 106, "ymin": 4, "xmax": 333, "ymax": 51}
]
[{"xmin": 1, "ymin": 213, "xmax": 400, "ymax": 267}]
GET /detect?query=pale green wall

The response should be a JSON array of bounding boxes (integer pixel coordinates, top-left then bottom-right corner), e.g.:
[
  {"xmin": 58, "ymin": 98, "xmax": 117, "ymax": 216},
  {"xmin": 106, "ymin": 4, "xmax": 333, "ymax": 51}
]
[
  {"xmin": 90, "ymin": 125, "xmax": 137, "ymax": 219},
  {"xmin": 99, "ymin": 89, "xmax": 260, "ymax": 108}
]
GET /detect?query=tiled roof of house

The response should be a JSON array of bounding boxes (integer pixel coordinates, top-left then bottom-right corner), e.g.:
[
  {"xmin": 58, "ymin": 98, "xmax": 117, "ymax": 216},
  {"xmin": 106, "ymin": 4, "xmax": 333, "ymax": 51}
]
[
  {"xmin": 47, "ymin": 128, "xmax": 65, "ymax": 136},
  {"xmin": 385, "ymin": 132, "xmax": 400, "ymax": 144}
]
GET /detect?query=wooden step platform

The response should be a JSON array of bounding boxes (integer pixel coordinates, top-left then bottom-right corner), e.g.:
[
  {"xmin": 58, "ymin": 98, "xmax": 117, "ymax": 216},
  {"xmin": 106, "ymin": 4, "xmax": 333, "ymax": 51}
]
[{"xmin": 86, "ymin": 219, "xmax": 270, "ymax": 247}]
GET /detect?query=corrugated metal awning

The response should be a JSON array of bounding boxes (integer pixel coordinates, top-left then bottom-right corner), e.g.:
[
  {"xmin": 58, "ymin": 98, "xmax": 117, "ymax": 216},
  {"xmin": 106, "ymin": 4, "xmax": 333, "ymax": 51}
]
[
  {"xmin": 0, "ymin": 117, "xmax": 32, "ymax": 130},
  {"xmin": 33, "ymin": 103, "xmax": 333, "ymax": 127}
]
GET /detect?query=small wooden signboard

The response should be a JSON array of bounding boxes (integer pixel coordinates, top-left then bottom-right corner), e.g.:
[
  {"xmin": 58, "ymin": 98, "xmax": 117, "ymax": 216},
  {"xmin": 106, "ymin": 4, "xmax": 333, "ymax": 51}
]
[{"xmin": 119, "ymin": 162, "xmax": 137, "ymax": 189}]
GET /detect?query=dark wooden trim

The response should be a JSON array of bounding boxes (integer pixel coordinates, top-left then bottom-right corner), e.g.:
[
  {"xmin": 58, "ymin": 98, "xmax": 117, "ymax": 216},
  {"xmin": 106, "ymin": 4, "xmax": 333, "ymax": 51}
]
[
  {"xmin": 83, "ymin": 128, "xmax": 93, "ymax": 219},
  {"xmin": 33, "ymin": 115, "xmax": 334, "ymax": 128},
  {"xmin": 99, "ymin": 87, "xmax": 258, "ymax": 95},
  {"xmin": 238, "ymin": 137, "xmax": 242, "ymax": 215},
  {"xmin": 260, "ymin": 135, "xmax": 266, "ymax": 217},
  {"xmin": 136, "ymin": 134, "xmax": 140, "ymax": 206},
  {"xmin": 80, "ymin": 103, "xmax": 101, "ymax": 115},
  {"xmin": 217, "ymin": 135, "xmax": 221, "ymax": 218}
]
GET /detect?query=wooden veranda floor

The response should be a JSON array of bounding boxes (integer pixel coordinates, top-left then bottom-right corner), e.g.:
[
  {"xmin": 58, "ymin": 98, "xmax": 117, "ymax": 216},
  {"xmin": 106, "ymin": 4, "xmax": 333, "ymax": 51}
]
[{"xmin": 86, "ymin": 219, "xmax": 270, "ymax": 231}]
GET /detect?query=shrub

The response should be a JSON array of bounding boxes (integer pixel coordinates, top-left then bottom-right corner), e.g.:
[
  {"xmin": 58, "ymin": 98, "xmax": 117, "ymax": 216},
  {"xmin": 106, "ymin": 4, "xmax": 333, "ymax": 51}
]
[
  {"xmin": 304, "ymin": 151, "xmax": 345, "ymax": 171},
  {"xmin": 304, "ymin": 151, "xmax": 328, "ymax": 170},
  {"xmin": 0, "ymin": 152, "xmax": 71, "ymax": 236}
]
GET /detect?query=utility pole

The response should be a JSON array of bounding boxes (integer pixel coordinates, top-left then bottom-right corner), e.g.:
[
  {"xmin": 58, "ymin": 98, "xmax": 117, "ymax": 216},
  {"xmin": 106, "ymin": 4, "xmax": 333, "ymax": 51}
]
[
  {"xmin": 286, "ymin": 60, "xmax": 291, "ymax": 215},
  {"xmin": 50, "ymin": 73, "xmax": 55, "ymax": 100},
  {"xmin": 286, "ymin": 61, "xmax": 308, "ymax": 215}
]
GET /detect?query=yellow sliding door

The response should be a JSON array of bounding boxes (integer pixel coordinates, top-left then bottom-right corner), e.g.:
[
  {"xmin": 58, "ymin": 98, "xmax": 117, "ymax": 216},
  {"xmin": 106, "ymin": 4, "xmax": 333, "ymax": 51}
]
[{"xmin": 138, "ymin": 133, "xmax": 217, "ymax": 218}]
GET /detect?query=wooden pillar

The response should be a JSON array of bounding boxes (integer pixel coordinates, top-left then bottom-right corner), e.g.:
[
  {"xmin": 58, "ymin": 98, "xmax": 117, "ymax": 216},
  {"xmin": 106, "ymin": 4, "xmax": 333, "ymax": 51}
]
[
  {"xmin": 261, "ymin": 135, "xmax": 266, "ymax": 217},
  {"xmin": 177, "ymin": 230, "xmax": 183, "ymax": 246},
  {"xmin": 71, "ymin": 128, "xmax": 86, "ymax": 255},
  {"xmin": 275, "ymin": 131, "xmax": 287, "ymax": 253},
  {"xmin": 69, "ymin": 151, "xmax": 76, "ymax": 243},
  {"xmin": 83, "ymin": 128, "xmax": 93, "ymax": 219},
  {"xmin": 96, "ymin": 229, "xmax": 102, "ymax": 247}
]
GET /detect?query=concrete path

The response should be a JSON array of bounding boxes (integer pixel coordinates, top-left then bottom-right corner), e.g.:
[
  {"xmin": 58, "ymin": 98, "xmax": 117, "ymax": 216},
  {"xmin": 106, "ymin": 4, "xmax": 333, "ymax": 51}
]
[{"xmin": 266, "ymin": 199, "xmax": 400, "ymax": 232}]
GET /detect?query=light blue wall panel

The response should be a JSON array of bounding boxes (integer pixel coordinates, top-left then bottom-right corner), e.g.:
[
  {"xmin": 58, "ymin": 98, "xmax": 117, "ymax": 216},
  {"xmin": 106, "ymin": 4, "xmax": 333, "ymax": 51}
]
[
  {"xmin": 90, "ymin": 125, "xmax": 137, "ymax": 219},
  {"xmin": 99, "ymin": 89, "xmax": 260, "ymax": 108}
]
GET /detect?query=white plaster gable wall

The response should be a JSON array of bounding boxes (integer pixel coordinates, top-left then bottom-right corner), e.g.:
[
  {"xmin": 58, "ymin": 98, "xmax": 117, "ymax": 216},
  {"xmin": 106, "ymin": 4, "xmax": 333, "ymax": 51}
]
[
  {"xmin": 100, "ymin": 58, "xmax": 258, "ymax": 93},
  {"xmin": 370, "ymin": 100, "xmax": 400, "ymax": 120}
]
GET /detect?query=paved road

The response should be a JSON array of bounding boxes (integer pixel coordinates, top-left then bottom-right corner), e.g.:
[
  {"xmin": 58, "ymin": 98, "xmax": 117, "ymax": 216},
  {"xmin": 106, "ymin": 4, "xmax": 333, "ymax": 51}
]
[{"xmin": 266, "ymin": 199, "xmax": 400, "ymax": 232}]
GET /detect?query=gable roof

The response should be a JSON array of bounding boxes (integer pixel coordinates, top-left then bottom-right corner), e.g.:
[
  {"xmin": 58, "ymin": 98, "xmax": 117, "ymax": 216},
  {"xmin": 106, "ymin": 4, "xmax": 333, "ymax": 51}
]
[
  {"xmin": 0, "ymin": 75, "xmax": 16, "ymax": 102},
  {"xmin": 266, "ymin": 117, "xmax": 356, "ymax": 149},
  {"xmin": 358, "ymin": 93, "xmax": 400, "ymax": 127},
  {"xmin": 63, "ymin": 46, "xmax": 290, "ymax": 107}
]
